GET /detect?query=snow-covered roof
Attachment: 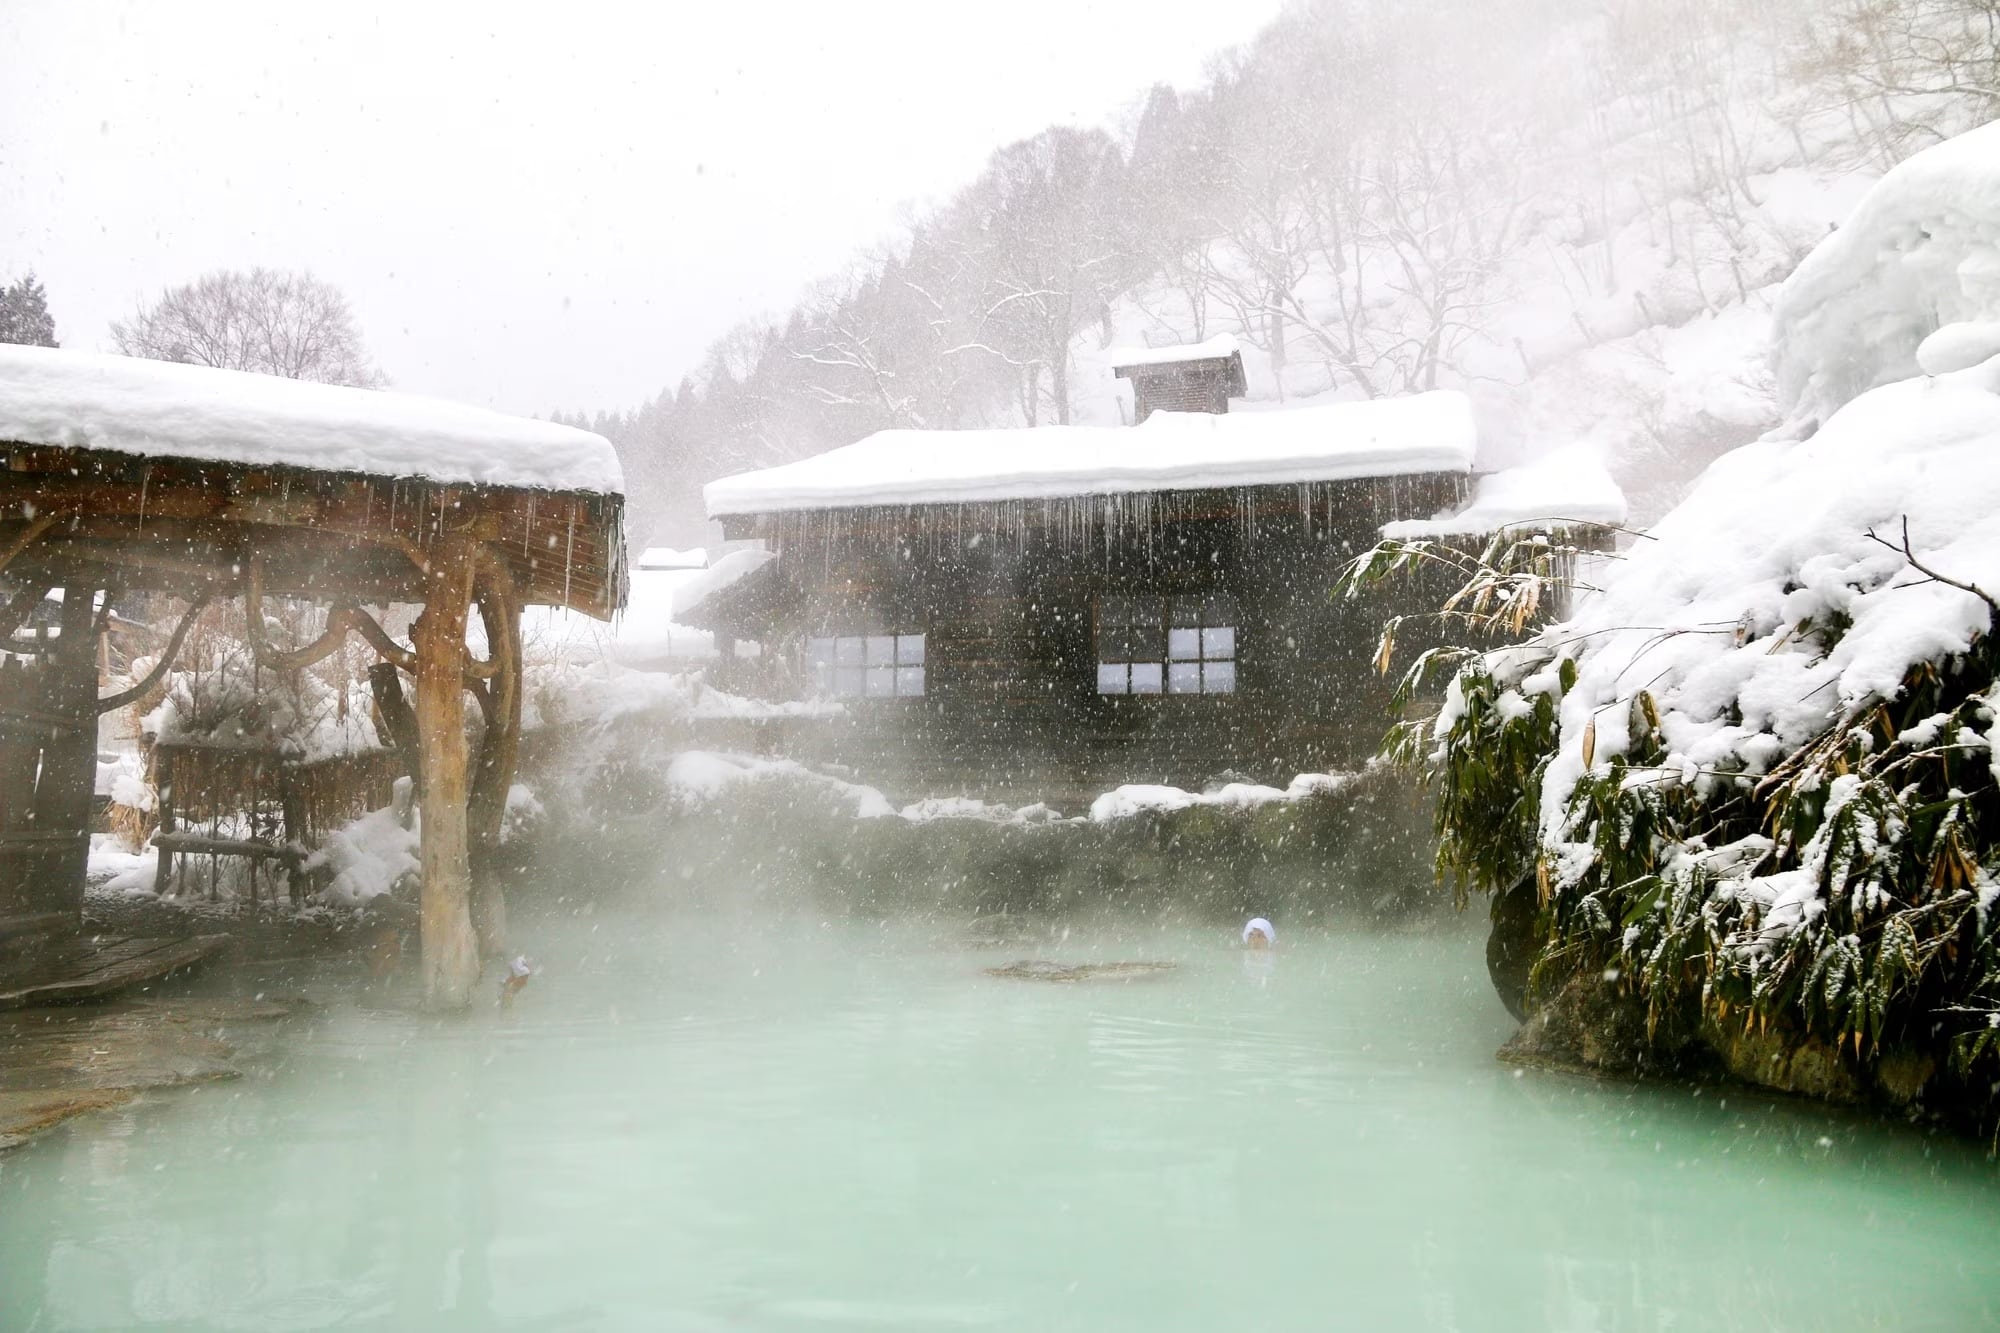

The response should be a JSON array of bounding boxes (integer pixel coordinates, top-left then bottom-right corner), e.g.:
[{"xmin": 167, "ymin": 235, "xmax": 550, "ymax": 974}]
[
  {"xmin": 525, "ymin": 548, "xmax": 778, "ymax": 659},
  {"xmin": 636, "ymin": 546, "xmax": 707, "ymax": 570},
  {"xmin": 0, "ymin": 345, "xmax": 622, "ymax": 495},
  {"xmin": 1107, "ymin": 333, "xmax": 1241, "ymax": 371},
  {"xmin": 706, "ymin": 390, "xmax": 1476, "ymax": 517},
  {"xmin": 669, "ymin": 547, "xmax": 778, "ymax": 619},
  {"xmin": 521, "ymin": 567, "xmax": 730, "ymax": 666},
  {"xmin": 1379, "ymin": 444, "xmax": 1627, "ymax": 539}
]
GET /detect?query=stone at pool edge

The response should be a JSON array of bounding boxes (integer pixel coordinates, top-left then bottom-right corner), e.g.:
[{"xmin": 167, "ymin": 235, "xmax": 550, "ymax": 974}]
[
  {"xmin": 0, "ymin": 995, "xmax": 308, "ymax": 1152},
  {"xmin": 984, "ymin": 960, "xmax": 1178, "ymax": 982}
]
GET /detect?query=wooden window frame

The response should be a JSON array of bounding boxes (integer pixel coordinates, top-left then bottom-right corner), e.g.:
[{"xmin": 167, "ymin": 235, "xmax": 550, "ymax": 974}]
[
  {"xmin": 804, "ymin": 630, "xmax": 926, "ymax": 699},
  {"xmin": 1094, "ymin": 592, "xmax": 1237, "ymax": 697}
]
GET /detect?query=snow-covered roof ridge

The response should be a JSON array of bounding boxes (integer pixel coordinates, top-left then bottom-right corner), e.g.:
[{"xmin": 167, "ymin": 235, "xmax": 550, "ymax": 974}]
[
  {"xmin": 1772, "ymin": 119, "xmax": 2000, "ymax": 431},
  {"xmin": 670, "ymin": 548, "xmax": 777, "ymax": 619},
  {"xmin": 705, "ymin": 390, "xmax": 1476, "ymax": 517},
  {"xmin": 1380, "ymin": 443, "xmax": 1627, "ymax": 539},
  {"xmin": 0, "ymin": 345, "xmax": 623, "ymax": 495},
  {"xmin": 637, "ymin": 546, "xmax": 707, "ymax": 570},
  {"xmin": 1107, "ymin": 333, "xmax": 1241, "ymax": 370}
]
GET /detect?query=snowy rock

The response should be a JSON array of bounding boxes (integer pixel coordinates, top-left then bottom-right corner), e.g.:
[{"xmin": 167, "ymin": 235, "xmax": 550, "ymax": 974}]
[
  {"xmin": 663, "ymin": 750, "xmax": 894, "ymax": 819},
  {"xmin": 1087, "ymin": 773, "xmax": 1351, "ymax": 822},
  {"xmin": 1917, "ymin": 320, "xmax": 2000, "ymax": 377},
  {"xmin": 1772, "ymin": 121, "xmax": 2000, "ymax": 431}
]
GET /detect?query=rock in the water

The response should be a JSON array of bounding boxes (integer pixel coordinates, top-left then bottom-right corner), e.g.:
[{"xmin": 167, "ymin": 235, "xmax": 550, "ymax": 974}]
[
  {"xmin": 961, "ymin": 913, "xmax": 1050, "ymax": 949},
  {"xmin": 0, "ymin": 995, "xmax": 304, "ymax": 1152},
  {"xmin": 984, "ymin": 960, "xmax": 1177, "ymax": 983}
]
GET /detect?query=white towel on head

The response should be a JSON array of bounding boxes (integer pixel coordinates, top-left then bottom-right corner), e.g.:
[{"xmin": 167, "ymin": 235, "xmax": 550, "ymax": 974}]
[{"xmin": 1242, "ymin": 917, "xmax": 1275, "ymax": 945}]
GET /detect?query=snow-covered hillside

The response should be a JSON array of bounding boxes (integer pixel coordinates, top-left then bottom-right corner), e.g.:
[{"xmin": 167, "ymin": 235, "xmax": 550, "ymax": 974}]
[
  {"xmin": 603, "ymin": 0, "xmax": 1999, "ymax": 546},
  {"xmin": 1063, "ymin": 62, "xmax": 1931, "ymax": 525}
]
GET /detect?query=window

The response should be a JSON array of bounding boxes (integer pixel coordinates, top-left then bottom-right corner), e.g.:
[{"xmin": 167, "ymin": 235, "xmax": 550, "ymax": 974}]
[
  {"xmin": 1097, "ymin": 594, "xmax": 1236, "ymax": 695},
  {"xmin": 806, "ymin": 632, "xmax": 925, "ymax": 697}
]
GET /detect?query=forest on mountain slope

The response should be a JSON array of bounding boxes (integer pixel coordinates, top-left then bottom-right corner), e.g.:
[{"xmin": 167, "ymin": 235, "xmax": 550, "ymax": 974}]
[{"xmin": 567, "ymin": 0, "xmax": 2000, "ymax": 546}]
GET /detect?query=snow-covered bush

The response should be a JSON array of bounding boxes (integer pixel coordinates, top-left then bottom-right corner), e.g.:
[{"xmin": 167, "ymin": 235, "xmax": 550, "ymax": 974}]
[
  {"xmin": 1369, "ymin": 122, "xmax": 2000, "ymax": 1118},
  {"xmin": 304, "ymin": 786, "xmax": 420, "ymax": 908},
  {"xmin": 140, "ymin": 599, "xmax": 381, "ymax": 760}
]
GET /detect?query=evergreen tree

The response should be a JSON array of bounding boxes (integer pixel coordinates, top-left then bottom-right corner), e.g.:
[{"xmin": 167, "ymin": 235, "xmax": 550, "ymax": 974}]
[{"xmin": 0, "ymin": 272, "xmax": 59, "ymax": 348}]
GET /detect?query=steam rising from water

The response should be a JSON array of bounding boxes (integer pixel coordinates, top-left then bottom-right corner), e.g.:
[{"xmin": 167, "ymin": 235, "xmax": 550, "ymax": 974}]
[{"xmin": 4, "ymin": 890, "xmax": 1998, "ymax": 1329}]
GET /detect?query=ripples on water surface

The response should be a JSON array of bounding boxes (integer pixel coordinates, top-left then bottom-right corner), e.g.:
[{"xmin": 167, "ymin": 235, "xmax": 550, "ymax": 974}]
[{"xmin": 3, "ymin": 902, "xmax": 1998, "ymax": 1331}]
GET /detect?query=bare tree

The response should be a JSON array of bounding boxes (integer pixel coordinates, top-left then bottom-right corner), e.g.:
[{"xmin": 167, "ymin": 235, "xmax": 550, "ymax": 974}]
[
  {"xmin": 1791, "ymin": 0, "xmax": 2000, "ymax": 161},
  {"xmin": 111, "ymin": 268, "xmax": 385, "ymax": 387},
  {"xmin": 964, "ymin": 127, "xmax": 1131, "ymax": 425}
]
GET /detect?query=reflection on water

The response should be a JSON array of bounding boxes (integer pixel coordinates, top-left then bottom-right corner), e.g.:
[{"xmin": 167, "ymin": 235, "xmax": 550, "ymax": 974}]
[{"xmin": 3, "ymin": 903, "xmax": 1999, "ymax": 1331}]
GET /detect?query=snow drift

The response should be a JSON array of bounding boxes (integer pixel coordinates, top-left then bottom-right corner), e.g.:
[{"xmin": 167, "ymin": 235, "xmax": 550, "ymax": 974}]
[{"xmin": 1771, "ymin": 119, "xmax": 2000, "ymax": 433}]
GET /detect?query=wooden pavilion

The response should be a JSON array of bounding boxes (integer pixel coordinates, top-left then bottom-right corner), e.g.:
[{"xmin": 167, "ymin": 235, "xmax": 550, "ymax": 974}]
[{"xmin": 0, "ymin": 347, "xmax": 624, "ymax": 1007}]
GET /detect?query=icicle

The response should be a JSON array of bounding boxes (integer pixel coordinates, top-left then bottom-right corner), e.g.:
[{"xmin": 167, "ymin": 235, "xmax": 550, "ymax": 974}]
[{"xmin": 562, "ymin": 509, "xmax": 576, "ymax": 607}]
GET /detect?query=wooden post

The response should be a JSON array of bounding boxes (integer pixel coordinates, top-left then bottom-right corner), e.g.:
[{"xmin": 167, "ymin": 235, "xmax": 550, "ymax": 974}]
[
  {"xmin": 412, "ymin": 536, "xmax": 480, "ymax": 1008},
  {"xmin": 151, "ymin": 749, "xmax": 176, "ymax": 897},
  {"xmin": 466, "ymin": 560, "xmax": 521, "ymax": 959},
  {"xmin": 38, "ymin": 587, "xmax": 100, "ymax": 933}
]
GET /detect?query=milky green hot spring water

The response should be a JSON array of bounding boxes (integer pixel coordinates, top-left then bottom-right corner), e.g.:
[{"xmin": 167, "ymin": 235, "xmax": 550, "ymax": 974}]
[{"xmin": 4, "ymin": 901, "xmax": 1999, "ymax": 1331}]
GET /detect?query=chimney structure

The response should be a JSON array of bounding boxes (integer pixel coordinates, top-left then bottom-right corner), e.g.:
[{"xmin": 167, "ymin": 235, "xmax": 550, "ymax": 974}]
[{"xmin": 1108, "ymin": 334, "xmax": 1249, "ymax": 423}]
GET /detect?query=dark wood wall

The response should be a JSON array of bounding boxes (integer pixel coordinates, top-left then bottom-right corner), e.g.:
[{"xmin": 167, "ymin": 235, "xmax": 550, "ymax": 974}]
[
  {"xmin": 740, "ymin": 474, "xmax": 1468, "ymax": 804},
  {"xmin": 1123, "ymin": 364, "xmax": 1233, "ymax": 421},
  {"xmin": 0, "ymin": 587, "xmax": 101, "ymax": 947}
]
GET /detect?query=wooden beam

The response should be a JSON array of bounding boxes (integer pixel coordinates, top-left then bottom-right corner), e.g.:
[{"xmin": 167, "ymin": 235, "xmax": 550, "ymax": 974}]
[
  {"xmin": 150, "ymin": 833, "xmax": 303, "ymax": 865},
  {"xmin": 0, "ymin": 513, "xmax": 57, "ymax": 577},
  {"xmin": 349, "ymin": 605, "xmax": 417, "ymax": 672},
  {"xmin": 411, "ymin": 534, "xmax": 480, "ymax": 1008},
  {"xmin": 0, "ymin": 450, "xmax": 626, "ymax": 617},
  {"xmin": 95, "ymin": 592, "xmax": 211, "ymax": 714},
  {"xmin": 0, "ymin": 581, "xmax": 51, "ymax": 641}
]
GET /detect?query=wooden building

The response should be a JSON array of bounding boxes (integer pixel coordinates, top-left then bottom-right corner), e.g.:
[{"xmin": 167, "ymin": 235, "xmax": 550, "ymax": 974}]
[
  {"xmin": 689, "ymin": 383, "xmax": 1520, "ymax": 804},
  {"xmin": 0, "ymin": 347, "xmax": 623, "ymax": 1006},
  {"xmin": 1109, "ymin": 334, "xmax": 1248, "ymax": 422}
]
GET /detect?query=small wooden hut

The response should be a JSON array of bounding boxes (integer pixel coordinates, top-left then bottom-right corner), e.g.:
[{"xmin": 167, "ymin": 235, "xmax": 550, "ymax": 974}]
[
  {"xmin": 0, "ymin": 346, "xmax": 624, "ymax": 1007},
  {"xmin": 1109, "ymin": 335, "xmax": 1248, "ymax": 422}
]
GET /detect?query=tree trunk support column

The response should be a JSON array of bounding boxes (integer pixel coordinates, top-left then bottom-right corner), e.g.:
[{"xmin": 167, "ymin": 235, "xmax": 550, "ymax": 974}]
[
  {"xmin": 467, "ymin": 558, "xmax": 522, "ymax": 960},
  {"xmin": 413, "ymin": 536, "xmax": 480, "ymax": 1008}
]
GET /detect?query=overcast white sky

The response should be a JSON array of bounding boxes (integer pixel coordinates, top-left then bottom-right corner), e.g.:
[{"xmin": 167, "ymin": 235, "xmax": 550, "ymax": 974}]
[{"xmin": 2, "ymin": 1, "xmax": 1284, "ymax": 419}]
